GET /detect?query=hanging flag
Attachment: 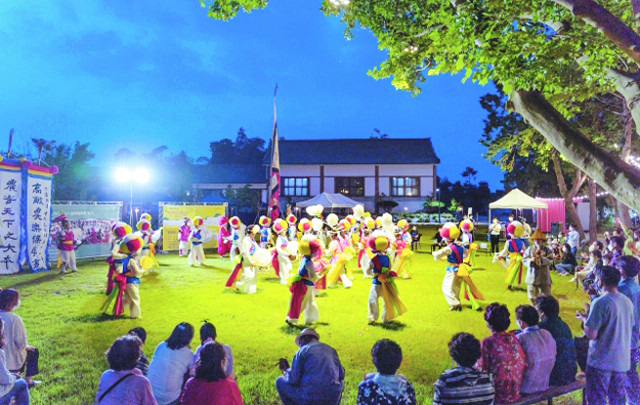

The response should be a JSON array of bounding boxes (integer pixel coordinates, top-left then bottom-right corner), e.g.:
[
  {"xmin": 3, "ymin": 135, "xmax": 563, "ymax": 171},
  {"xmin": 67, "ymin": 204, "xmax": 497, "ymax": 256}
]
[{"xmin": 268, "ymin": 85, "xmax": 280, "ymax": 222}]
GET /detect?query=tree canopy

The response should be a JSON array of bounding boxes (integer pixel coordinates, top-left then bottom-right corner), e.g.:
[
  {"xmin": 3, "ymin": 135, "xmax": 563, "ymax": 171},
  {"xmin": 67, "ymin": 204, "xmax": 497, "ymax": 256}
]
[{"xmin": 200, "ymin": 0, "xmax": 640, "ymax": 211}]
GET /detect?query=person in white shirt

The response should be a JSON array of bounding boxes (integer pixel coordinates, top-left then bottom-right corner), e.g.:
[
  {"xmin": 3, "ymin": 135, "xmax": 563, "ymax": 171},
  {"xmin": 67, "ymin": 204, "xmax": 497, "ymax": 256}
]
[
  {"xmin": 147, "ymin": 323, "xmax": 194, "ymax": 405},
  {"xmin": 489, "ymin": 218, "xmax": 502, "ymax": 254},
  {"xmin": 236, "ymin": 225, "xmax": 260, "ymax": 294},
  {"xmin": 566, "ymin": 224, "xmax": 580, "ymax": 256},
  {"xmin": 0, "ymin": 318, "xmax": 29, "ymax": 405},
  {"xmin": 0, "ymin": 290, "xmax": 39, "ymax": 388}
]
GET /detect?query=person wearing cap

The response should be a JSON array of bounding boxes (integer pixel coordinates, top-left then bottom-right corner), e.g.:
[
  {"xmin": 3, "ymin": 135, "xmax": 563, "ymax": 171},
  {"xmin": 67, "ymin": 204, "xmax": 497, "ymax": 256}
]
[
  {"xmin": 273, "ymin": 219, "xmax": 292, "ymax": 286},
  {"xmin": 217, "ymin": 216, "xmax": 231, "ymax": 257},
  {"xmin": 236, "ymin": 225, "xmax": 260, "ymax": 294},
  {"xmin": 368, "ymin": 233, "xmax": 407, "ymax": 323},
  {"xmin": 523, "ymin": 228, "xmax": 553, "ymax": 304},
  {"xmin": 275, "ymin": 328, "xmax": 345, "ymax": 405},
  {"xmin": 58, "ymin": 217, "xmax": 77, "ymax": 274},
  {"xmin": 120, "ymin": 235, "xmax": 148, "ymax": 318},
  {"xmin": 498, "ymin": 221, "xmax": 526, "ymax": 290},
  {"xmin": 286, "ymin": 239, "xmax": 320, "ymax": 325},
  {"xmin": 178, "ymin": 217, "xmax": 191, "ymax": 257},
  {"xmin": 188, "ymin": 217, "xmax": 205, "ymax": 267}
]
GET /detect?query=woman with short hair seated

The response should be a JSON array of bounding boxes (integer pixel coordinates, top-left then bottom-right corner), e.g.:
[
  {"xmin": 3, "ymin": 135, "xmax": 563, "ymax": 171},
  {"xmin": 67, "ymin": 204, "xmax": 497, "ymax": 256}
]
[
  {"xmin": 477, "ymin": 303, "xmax": 526, "ymax": 403},
  {"xmin": 357, "ymin": 339, "xmax": 416, "ymax": 405},
  {"xmin": 95, "ymin": 335, "xmax": 156, "ymax": 404},
  {"xmin": 433, "ymin": 332, "xmax": 494, "ymax": 405},
  {"xmin": 181, "ymin": 342, "xmax": 243, "ymax": 405}
]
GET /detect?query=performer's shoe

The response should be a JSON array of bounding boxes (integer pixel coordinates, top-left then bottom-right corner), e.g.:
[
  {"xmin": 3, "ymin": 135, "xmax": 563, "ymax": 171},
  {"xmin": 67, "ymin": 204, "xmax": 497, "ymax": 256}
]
[
  {"xmin": 71, "ymin": 269, "xmax": 78, "ymax": 273},
  {"xmin": 449, "ymin": 305, "xmax": 462, "ymax": 311},
  {"xmin": 59, "ymin": 269, "xmax": 67, "ymax": 274}
]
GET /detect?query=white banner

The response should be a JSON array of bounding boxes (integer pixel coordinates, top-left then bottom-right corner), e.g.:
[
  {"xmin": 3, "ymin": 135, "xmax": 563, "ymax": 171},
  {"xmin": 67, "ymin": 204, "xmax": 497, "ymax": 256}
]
[
  {"xmin": 26, "ymin": 174, "xmax": 52, "ymax": 272},
  {"xmin": 0, "ymin": 166, "xmax": 22, "ymax": 274}
]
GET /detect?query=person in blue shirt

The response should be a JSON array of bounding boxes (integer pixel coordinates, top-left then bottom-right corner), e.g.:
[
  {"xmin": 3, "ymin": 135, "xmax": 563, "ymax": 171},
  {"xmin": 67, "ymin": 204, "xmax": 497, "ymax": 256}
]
[
  {"xmin": 615, "ymin": 255, "xmax": 640, "ymax": 404},
  {"xmin": 188, "ymin": 216, "xmax": 205, "ymax": 267},
  {"xmin": 275, "ymin": 328, "xmax": 344, "ymax": 405},
  {"xmin": 367, "ymin": 233, "xmax": 406, "ymax": 323}
]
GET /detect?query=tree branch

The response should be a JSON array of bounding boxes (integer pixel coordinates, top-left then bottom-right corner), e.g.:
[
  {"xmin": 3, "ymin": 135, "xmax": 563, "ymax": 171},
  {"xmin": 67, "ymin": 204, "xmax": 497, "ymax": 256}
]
[{"xmin": 552, "ymin": 0, "xmax": 640, "ymax": 64}]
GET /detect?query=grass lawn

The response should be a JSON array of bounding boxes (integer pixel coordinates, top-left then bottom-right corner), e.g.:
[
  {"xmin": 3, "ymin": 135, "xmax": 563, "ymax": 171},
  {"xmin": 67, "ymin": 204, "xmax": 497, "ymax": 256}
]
[{"xmin": 0, "ymin": 237, "xmax": 588, "ymax": 404}]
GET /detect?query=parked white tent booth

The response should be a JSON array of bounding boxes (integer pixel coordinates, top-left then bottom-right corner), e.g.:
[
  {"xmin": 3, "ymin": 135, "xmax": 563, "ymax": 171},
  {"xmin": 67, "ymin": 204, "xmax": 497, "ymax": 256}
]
[
  {"xmin": 295, "ymin": 192, "xmax": 360, "ymax": 210},
  {"xmin": 488, "ymin": 188, "xmax": 548, "ymax": 230}
]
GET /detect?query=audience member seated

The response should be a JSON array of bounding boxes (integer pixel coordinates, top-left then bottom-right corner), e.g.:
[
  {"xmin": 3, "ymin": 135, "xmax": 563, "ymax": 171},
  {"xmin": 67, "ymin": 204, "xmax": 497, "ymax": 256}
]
[
  {"xmin": 191, "ymin": 320, "xmax": 234, "ymax": 379},
  {"xmin": 357, "ymin": 339, "xmax": 416, "ymax": 405},
  {"xmin": 147, "ymin": 322, "xmax": 194, "ymax": 405},
  {"xmin": 477, "ymin": 303, "xmax": 526, "ymax": 403},
  {"xmin": 555, "ymin": 243, "xmax": 577, "ymax": 276},
  {"xmin": 410, "ymin": 226, "xmax": 421, "ymax": 251},
  {"xmin": 0, "ymin": 289, "xmax": 39, "ymax": 387},
  {"xmin": 128, "ymin": 327, "xmax": 149, "ymax": 376},
  {"xmin": 275, "ymin": 328, "xmax": 344, "ymax": 405},
  {"xmin": 514, "ymin": 305, "xmax": 556, "ymax": 394},
  {"xmin": 180, "ymin": 342, "xmax": 243, "ymax": 405},
  {"xmin": 614, "ymin": 255, "xmax": 640, "ymax": 404},
  {"xmin": 572, "ymin": 249, "xmax": 601, "ymax": 284},
  {"xmin": 535, "ymin": 296, "xmax": 577, "ymax": 386},
  {"xmin": 95, "ymin": 335, "xmax": 156, "ymax": 405},
  {"xmin": 0, "ymin": 318, "xmax": 29, "ymax": 405},
  {"xmin": 576, "ymin": 266, "xmax": 634, "ymax": 405},
  {"xmin": 433, "ymin": 333, "xmax": 494, "ymax": 405}
]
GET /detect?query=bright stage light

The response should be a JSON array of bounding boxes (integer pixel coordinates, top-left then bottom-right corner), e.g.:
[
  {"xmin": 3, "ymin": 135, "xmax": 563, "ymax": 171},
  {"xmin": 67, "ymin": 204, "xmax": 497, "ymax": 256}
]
[
  {"xmin": 134, "ymin": 168, "xmax": 150, "ymax": 184},
  {"xmin": 114, "ymin": 167, "xmax": 131, "ymax": 183}
]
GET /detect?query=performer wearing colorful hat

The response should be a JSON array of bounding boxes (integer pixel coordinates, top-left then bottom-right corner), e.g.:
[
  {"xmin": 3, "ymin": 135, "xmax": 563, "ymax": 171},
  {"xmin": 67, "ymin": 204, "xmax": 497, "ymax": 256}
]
[
  {"xmin": 119, "ymin": 234, "xmax": 148, "ymax": 318},
  {"xmin": 259, "ymin": 216, "xmax": 272, "ymax": 249},
  {"xmin": 286, "ymin": 238, "xmax": 320, "ymax": 325},
  {"xmin": 56, "ymin": 216, "xmax": 78, "ymax": 274},
  {"xmin": 106, "ymin": 222, "xmax": 131, "ymax": 298},
  {"xmin": 188, "ymin": 216, "xmax": 205, "ymax": 266},
  {"xmin": 136, "ymin": 219, "xmax": 154, "ymax": 265},
  {"xmin": 326, "ymin": 228, "xmax": 353, "ymax": 288},
  {"xmin": 286, "ymin": 214, "xmax": 297, "ymax": 241},
  {"xmin": 460, "ymin": 219, "xmax": 478, "ymax": 269},
  {"xmin": 217, "ymin": 216, "xmax": 232, "ymax": 257},
  {"xmin": 272, "ymin": 219, "xmax": 292, "ymax": 285},
  {"xmin": 236, "ymin": 225, "xmax": 260, "ymax": 294},
  {"xmin": 433, "ymin": 223, "xmax": 485, "ymax": 311},
  {"xmin": 229, "ymin": 216, "xmax": 243, "ymax": 264},
  {"xmin": 392, "ymin": 220, "xmax": 412, "ymax": 279},
  {"xmin": 499, "ymin": 221, "xmax": 526, "ymax": 290},
  {"xmin": 178, "ymin": 216, "xmax": 191, "ymax": 257},
  {"xmin": 367, "ymin": 233, "xmax": 407, "ymax": 323}
]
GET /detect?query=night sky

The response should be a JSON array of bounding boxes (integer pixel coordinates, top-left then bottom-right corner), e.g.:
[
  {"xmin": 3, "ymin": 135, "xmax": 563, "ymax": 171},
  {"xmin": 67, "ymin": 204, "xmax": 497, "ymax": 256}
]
[{"xmin": 0, "ymin": 1, "xmax": 503, "ymax": 187}]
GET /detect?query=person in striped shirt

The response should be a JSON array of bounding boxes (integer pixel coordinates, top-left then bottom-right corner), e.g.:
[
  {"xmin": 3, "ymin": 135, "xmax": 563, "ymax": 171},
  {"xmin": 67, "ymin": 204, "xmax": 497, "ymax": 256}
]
[{"xmin": 433, "ymin": 333, "xmax": 495, "ymax": 405}]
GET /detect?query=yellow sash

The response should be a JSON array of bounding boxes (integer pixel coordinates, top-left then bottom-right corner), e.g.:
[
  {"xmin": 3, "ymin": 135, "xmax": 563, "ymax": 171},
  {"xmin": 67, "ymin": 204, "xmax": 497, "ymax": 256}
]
[{"xmin": 378, "ymin": 273, "xmax": 408, "ymax": 320}]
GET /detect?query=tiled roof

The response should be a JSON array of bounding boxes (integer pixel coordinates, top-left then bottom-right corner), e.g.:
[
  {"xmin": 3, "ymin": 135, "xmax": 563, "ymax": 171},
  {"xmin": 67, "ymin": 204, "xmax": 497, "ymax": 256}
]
[{"xmin": 277, "ymin": 138, "xmax": 439, "ymax": 165}]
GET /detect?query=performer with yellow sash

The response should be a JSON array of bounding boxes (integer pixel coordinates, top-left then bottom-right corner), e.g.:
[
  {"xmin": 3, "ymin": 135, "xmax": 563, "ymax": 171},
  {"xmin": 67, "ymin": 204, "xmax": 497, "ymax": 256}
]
[
  {"xmin": 392, "ymin": 220, "xmax": 413, "ymax": 279},
  {"xmin": 326, "ymin": 229, "xmax": 353, "ymax": 288},
  {"xmin": 499, "ymin": 221, "xmax": 526, "ymax": 290},
  {"xmin": 188, "ymin": 216, "xmax": 206, "ymax": 266},
  {"xmin": 433, "ymin": 223, "xmax": 485, "ymax": 311},
  {"xmin": 118, "ymin": 234, "xmax": 150, "ymax": 318},
  {"xmin": 367, "ymin": 233, "xmax": 407, "ymax": 323},
  {"xmin": 460, "ymin": 219, "xmax": 477, "ymax": 269},
  {"xmin": 286, "ymin": 238, "xmax": 320, "ymax": 325}
]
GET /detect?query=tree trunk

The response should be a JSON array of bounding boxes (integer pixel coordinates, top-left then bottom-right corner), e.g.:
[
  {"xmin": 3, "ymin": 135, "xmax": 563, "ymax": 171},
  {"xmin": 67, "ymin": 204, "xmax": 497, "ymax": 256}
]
[
  {"xmin": 551, "ymin": 152, "xmax": 586, "ymax": 238},
  {"xmin": 508, "ymin": 90, "xmax": 640, "ymax": 213},
  {"xmin": 587, "ymin": 178, "xmax": 597, "ymax": 242}
]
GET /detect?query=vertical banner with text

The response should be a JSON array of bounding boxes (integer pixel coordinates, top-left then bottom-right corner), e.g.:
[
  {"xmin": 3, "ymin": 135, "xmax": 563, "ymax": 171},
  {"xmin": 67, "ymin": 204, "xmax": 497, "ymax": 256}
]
[
  {"xmin": 24, "ymin": 166, "xmax": 53, "ymax": 272},
  {"xmin": 0, "ymin": 162, "xmax": 23, "ymax": 274}
]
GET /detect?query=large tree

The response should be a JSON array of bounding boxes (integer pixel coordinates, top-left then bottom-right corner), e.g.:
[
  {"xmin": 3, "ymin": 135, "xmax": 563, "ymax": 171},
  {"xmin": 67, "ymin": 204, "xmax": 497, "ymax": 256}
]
[{"xmin": 201, "ymin": 0, "xmax": 640, "ymax": 211}]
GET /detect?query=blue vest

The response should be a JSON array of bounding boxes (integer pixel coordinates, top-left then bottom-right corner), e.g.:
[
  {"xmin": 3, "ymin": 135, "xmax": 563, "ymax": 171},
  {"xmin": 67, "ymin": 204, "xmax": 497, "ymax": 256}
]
[
  {"xmin": 123, "ymin": 257, "xmax": 140, "ymax": 284},
  {"xmin": 191, "ymin": 230, "xmax": 202, "ymax": 245},
  {"xmin": 447, "ymin": 244, "xmax": 465, "ymax": 264},
  {"xmin": 260, "ymin": 228, "xmax": 270, "ymax": 243},
  {"xmin": 508, "ymin": 238, "xmax": 524, "ymax": 253},
  {"xmin": 371, "ymin": 254, "xmax": 391, "ymax": 285},
  {"xmin": 299, "ymin": 257, "xmax": 315, "ymax": 286}
]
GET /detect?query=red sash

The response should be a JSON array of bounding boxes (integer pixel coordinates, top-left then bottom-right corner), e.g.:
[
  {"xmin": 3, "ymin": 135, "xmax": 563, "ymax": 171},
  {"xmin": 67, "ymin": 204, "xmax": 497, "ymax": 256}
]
[
  {"xmin": 287, "ymin": 280, "xmax": 308, "ymax": 320},
  {"xmin": 271, "ymin": 250, "xmax": 280, "ymax": 277},
  {"xmin": 225, "ymin": 263, "xmax": 243, "ymax": 287}
]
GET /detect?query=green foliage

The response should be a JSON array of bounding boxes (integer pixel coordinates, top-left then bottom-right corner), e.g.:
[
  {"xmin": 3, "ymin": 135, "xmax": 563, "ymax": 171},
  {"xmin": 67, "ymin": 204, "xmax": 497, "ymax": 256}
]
[
  {"xmin": 222, "ymin": 184, "xmax": 262, "ymax": 212},
  {"xmin": 210, "ymin": 127, "xmax": 266, "ymax": 164},
  {"xmin": 447, "ymin": 197, "xmax": 460, "ymax": 213},
  {"xmin": 3, "ymin": 249, "xmax": 586, "ymax": 404}
]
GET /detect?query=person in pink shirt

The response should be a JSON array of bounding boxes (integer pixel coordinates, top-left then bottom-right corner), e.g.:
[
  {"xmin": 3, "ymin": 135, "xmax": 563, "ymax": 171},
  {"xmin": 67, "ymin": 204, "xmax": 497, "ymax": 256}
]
[
  {"xmin": 178, "ymin": 217, "xmax": 191, "ymax": 257},
  {"xmin": 217, "ymin": 217, "xmax": 232, "ymax": 257},
  {"xmin": 181, "ymin": 342, "xmax": 243, "ymax": 405},
  {"xmin": 96, "ymin": 335, "xmax": 157, "ymax": 405},
  {"xmin": 58, "ymin": 218, "xmax": 77, "ymax": 274}
]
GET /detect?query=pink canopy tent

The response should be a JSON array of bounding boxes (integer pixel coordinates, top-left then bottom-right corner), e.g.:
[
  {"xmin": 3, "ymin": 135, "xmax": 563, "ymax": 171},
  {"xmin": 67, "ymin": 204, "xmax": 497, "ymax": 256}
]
[{"xmin": 535, "ymin": 198, "xmax": 566, "ymax": 233}]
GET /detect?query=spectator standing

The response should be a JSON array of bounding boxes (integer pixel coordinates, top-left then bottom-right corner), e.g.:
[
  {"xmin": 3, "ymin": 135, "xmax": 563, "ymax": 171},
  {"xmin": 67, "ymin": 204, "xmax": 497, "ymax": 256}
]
[
  {"xmin": 576, "ymin": 266, "xmax": 634, "ymax": 405},
  {"xmin": 0, "ymin": 290, "xmax": 39, "ymax": 387},
  {"xmin": 489, "ymin": 218, "xmax": 502, "ymax": 254},
  {"xmin": 128, "ymin": 327, "xmax": 149, "ymax": 376},
  {"xmin": 358, "ymin": 339, "xmax": 416, "ymax": 405},
  {"xmin": 514, "ymin": 305, "xmax": 556, "ymax": 394},
  {"xmin": 147, "ymin": 323, "xmax": 194, "ymax": 405},
  {"xmin": 535, "ymin": 296, "xmax": 578, "ymax": 386},
  {"xmin": 477, "ymin": 303, "xmax": 526, "ymax": 403},
  {"xmin": 566, "ymin": 224, "xmax": 580, "ymax": 257},
  {"xmin": 95, "ymin": 335, "xmax": 156, "ymax": 405},
  {"xmin": 433, "ymin": 333, "xmax": 494, "ymax": 405},
  {"xmin": 190, "ymin": 321, "xmax": 234, "ymax": 378},
  {"xmin": 181, "ymin": 342, "xmax": 243, "ymax": 405},
  {"xmin": 275, "ymin": 328, "xmax": 344, "ymax": 405},
  {"xmin": 614, "ymin": 255, "xmax": 640, "ymax": 404}
]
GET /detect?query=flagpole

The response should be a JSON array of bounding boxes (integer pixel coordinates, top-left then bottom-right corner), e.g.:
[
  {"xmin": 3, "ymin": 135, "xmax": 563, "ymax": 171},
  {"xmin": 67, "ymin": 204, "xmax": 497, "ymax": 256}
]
[{"xmin": 267, "ymin": 84, "xmax": 278, "ymax": 219}]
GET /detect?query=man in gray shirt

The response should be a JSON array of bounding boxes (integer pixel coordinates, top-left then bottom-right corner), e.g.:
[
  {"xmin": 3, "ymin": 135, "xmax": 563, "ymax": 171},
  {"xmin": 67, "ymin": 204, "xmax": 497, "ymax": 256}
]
[{"xmin": 577, "ymin": 265, "xmax": 634, "ymax": 405}]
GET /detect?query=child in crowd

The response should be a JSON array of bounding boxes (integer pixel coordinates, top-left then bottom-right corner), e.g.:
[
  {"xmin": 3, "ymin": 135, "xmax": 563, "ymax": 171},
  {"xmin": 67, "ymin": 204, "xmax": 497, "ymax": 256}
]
[{"xmin": 128, "ymin": 327, "xmax": 149, "ymax": 376}]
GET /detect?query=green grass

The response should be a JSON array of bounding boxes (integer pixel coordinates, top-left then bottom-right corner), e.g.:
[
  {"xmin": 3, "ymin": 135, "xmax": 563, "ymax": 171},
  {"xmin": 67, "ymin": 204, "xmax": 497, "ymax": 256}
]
[{"xmin": 0, "ymin": 241, "xmax": 587, "ymax": 404}]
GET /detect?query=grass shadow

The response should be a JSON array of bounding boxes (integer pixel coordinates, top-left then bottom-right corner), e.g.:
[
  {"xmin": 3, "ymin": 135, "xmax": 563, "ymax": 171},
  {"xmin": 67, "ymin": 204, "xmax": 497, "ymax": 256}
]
[
  {"xmin": 62, "ymin": 313, "xmax": 120, "ymax": 323},
  {"xmin": 3, "ymin": 272, "xmax": 64, "ymax": 290},
  {"xmin": 280, "ymin": 324, "xmax": 307, "ymax": 335},
  {"xmin": 369, "ymin": 321, "xmax": 407, "ymax": 331}
]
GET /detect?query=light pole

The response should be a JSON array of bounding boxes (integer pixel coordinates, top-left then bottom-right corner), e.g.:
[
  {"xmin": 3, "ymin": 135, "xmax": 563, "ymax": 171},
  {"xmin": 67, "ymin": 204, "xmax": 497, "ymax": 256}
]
[
  {"xmin": 115, "ymin": 167, "xmax": 150, "ymax": 225},
  {"xmin": 437, "ymin": 188, "xmax": 441, "ymax": 223}
]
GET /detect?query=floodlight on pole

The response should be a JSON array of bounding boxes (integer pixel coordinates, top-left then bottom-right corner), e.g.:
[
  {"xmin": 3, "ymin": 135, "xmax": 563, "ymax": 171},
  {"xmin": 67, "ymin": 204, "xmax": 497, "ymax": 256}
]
[{"xmin": 114, "ymin": 167, "xmax": 150, "ymax": 226}]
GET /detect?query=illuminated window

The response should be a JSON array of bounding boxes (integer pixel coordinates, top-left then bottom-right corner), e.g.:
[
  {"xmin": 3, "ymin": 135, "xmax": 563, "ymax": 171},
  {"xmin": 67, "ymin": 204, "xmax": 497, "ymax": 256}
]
[
  {"xmin": 282, "ymin": 177, "xmax": 309, "ymax": 196},
  {"xmin": 334, "ymin": 177, "xmax": 364, "ymax": 196},
  {"xmin": 391, "ymin": 177, "xmax": 419, "ymax": 197}
]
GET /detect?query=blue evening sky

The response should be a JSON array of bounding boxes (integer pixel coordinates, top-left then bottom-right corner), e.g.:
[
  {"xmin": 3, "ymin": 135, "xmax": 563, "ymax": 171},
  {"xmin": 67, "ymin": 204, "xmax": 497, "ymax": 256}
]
[{"xmin": 0, "ymin": 1, "xmax": 504, "ymax": 188}]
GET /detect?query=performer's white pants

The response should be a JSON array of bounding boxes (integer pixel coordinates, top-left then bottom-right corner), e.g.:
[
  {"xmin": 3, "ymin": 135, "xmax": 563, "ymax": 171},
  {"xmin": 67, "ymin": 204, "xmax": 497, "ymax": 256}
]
[
  {"xmin": 442, "ymin": 271, "xmax": 462, "ymax": 308},
  {"xmin": 188, "ymin": 244, "xmax": 205, "ymax": 266},
  {"xmin": 60, "ymin": 250, "xmax": 77, "ymax": 271},
  {"xmin": 361, "ymin": 254, "xmax": 371, "ymax": 277},
  {"xmin": 123, "ymin": 284, "xmax": 141, "ymax": 318},
  {"xmin": 287, "ymin": 287, "xmax": 319, "ymax": 324},
  {"xmin": 368, "ymin": 284, "xmax": 389, "ymax": 322},
  {"xmin": 179, "ymin": 241, "xmax": 189, "ymax": 256},
  {"xmin": 278, "ymin": 255, "xmax": 291, "ymax": 285},
  {"xmin": 340, "ymin": 274, "xmax": 353, "ymax": 288},
  {"xmin": 237, "ymin": 264, "xmax": 258, "ymax": 294}
]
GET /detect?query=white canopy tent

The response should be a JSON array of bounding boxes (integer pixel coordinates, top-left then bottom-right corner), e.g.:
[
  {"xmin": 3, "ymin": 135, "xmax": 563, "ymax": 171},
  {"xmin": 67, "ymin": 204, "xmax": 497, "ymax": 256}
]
[
  {"xmin": 295, "ymin": 192, "xmax": 360, "ymax": 209},
  {"xmin": 488, "ymin": 188, "xmax": 548, "ymax": 228}
]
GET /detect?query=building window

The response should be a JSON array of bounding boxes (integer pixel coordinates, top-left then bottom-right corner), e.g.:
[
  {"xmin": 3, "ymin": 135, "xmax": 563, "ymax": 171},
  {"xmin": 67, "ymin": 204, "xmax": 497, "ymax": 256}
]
[
  {"xmin": 391, "ymin": 177, "xmax": 419, "ymax": 197},
  {"xmin": 335, "ymin": 177, "xmax": 364, "ymax": 197},
  {"xmin": 282, "ymin": 177, "xmax": 309, "ymax": 196}
]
